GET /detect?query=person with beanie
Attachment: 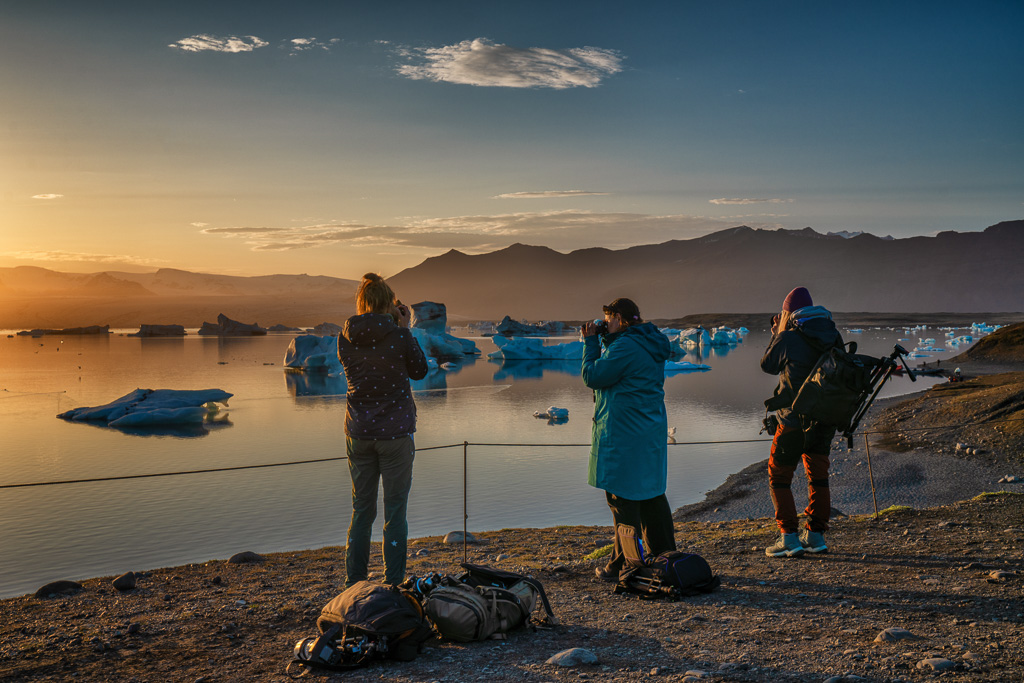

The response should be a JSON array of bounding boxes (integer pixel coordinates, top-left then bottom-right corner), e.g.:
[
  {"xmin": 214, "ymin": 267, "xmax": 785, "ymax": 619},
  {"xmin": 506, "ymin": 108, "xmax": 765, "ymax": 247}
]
[
  {"xmin": 760, "ymin": 287, "xmax": 843, "ymax": 557},
  {"xmin": 581, "ymin": 298, "xmax": 676, "ymax": 581}
]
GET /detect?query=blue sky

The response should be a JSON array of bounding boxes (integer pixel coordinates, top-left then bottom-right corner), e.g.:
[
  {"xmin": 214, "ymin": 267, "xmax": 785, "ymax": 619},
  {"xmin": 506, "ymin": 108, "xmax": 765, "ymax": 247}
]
[{"xmin": 1, "ymin": 1, "xmax": 1022, "ymax": 278}]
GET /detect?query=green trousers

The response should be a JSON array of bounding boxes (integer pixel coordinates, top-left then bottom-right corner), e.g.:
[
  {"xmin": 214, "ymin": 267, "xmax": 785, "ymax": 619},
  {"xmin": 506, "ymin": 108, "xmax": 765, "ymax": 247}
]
[{"xmin": 345, "ymin": 435, "xmax": 415, "ymax": 587}]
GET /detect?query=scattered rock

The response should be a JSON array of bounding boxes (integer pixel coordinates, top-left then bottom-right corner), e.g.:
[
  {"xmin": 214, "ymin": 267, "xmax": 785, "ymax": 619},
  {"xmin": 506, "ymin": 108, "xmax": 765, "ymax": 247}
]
[
  {"xmin": 228, "ymin": 551, "xmax": 266, "ymax": 564},
  {"xmin": 34, "ymin": 580, "xmax": 83, "ymax": 598},
  {"xmin": 546, "ymin": 648, "xmax": 599, "ymax": 666},
  {"xmin": 112, "ymin": 572, "xmax": 137, "ymax": 591},
  {"xmin": 998, "ymin": 475, "xmax": 1019, "ymax": 483}
]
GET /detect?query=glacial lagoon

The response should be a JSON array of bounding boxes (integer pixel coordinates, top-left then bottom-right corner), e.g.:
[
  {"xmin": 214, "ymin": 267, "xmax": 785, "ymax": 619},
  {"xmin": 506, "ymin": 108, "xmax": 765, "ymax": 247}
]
[{"xmin": 0, "ymin": 326, "xmax": 962, "ymax": 597}]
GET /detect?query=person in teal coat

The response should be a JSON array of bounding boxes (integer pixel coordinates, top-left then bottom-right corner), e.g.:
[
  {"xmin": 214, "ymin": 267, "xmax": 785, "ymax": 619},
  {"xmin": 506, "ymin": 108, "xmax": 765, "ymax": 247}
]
[{"xmin": 582, "ymin": 298, "xmax": 676, "ymax": 582}]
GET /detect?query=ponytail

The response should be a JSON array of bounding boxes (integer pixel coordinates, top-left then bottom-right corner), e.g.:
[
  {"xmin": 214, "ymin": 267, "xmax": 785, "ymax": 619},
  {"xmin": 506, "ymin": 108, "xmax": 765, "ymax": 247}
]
[{"xmin": 356, "ymin": 273, "xmax": 397, "ymax": 315}]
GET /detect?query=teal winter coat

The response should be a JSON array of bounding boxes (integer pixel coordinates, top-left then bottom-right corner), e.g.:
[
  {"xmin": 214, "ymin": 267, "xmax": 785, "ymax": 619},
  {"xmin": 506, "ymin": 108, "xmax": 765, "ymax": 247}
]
[{"xmin": 582, "ymin": 322, "xmax": 672, "ymax": 500}]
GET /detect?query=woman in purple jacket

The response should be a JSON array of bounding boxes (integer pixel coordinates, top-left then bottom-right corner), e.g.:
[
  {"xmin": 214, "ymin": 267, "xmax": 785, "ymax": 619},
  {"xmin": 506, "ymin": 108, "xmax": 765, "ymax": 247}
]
[{"xmin": 337, "ymin": 273, "xmax": 429, "ymax": 586}]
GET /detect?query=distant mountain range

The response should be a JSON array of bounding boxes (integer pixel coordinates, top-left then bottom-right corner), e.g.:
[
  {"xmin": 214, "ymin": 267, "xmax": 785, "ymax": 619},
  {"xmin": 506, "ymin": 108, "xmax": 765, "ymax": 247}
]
[
  {"xmin": 0, "ymin": 268, "xmax": 360, "ymax": 328},
  {"xmin": 1, "ymin": 220, "xmax": 1021, "ymax": 328},
  {"xmin": 388, "ymin": 220, "xmax": 1024, "ymax": 319}
]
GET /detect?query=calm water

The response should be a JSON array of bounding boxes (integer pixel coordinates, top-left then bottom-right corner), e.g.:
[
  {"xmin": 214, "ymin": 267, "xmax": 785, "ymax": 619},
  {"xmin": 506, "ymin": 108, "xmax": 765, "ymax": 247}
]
[{"xmin": 0, "ymin": 326, "xmax": 958, "ymax": 597}]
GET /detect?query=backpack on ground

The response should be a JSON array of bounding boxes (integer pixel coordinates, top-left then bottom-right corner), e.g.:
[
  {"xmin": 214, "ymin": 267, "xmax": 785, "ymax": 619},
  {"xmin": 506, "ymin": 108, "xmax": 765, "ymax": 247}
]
[
  {"xmin": 288, "ymin": 581, "xmax": 433, "ymax": 676},
  {"xmin": 422, "ymin": 563, "xmax": 557, "ymax": 642},
  {"xmin": 612, "ymin": 523, "xmax": 720, "ymax": 600}
]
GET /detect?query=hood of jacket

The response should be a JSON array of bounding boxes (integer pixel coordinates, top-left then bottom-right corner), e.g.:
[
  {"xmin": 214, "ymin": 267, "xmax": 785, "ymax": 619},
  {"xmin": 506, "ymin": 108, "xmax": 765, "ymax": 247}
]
[
  {"xmin": 343, "ymin": 313, "xmax": 398, "ymax": 347},
  {"xmin": 789, "ymin": 305, "xmax": 841, "ymax": 349},
  {"xmin": 621, "ymin": 322, "xmax": 672, "ymax": 363}
]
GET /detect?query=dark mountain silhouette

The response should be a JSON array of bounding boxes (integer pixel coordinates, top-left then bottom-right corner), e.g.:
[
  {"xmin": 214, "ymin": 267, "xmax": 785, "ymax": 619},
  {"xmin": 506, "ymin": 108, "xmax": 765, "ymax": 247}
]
[{"xmin": 388, "ymin": 221, "xmax": 1024, "ymax": 319}]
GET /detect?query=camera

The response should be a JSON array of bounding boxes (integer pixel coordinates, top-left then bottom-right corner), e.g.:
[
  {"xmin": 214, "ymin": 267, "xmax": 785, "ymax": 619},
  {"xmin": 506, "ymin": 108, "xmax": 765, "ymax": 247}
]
[
  {"xmin": 760, "ymin": 413, "xmax": 779, "ymax": 435},
  {"xmin": 593, "ymin": 319, "xmax": 609, "ymax": 335}
]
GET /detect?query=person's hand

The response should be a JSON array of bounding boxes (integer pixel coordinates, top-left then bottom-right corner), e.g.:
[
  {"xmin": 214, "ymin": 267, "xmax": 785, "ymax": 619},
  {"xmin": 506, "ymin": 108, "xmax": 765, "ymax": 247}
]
[
  {"xmin": 396, "ymin": 303, "xmax": 411, "ymax": 328},
  {"xmin": 770, "ymin": 314, "xmax": 780, "ymax": 335},
  {"xmin": 581, "ymin": 321, "xmax": 598, "ymax": 338}
]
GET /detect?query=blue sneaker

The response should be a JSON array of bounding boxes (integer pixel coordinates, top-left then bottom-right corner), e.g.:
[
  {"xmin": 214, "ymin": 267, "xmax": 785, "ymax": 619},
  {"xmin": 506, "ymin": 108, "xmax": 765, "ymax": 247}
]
[
  {"xmin": 765, "ymin": 533, "xmax": 805, "ymax": 557},
  {"xmin": 800, "ymin": 530, "xmax": 828, "ymax": 553}
]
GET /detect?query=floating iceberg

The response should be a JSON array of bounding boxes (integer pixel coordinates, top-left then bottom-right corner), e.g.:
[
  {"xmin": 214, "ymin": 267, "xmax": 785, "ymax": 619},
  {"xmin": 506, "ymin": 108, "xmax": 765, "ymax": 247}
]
[
  {"xmin": 847, "ymin": 328, "xmax": 864, "ymax": 334},
  {"xmin": 494, "ymin": 316, "xmax": 570, "ymax": 336},
  {"xmin": 677, "ymin": 327, "xmax": 711, "ymax": 348},
  {"xmin": 707, "ymin": 326, "xmax": 743, "ymax": 346},
  {"xmin": 284, "ymin": 334, "xmax": 343, "ymax": 374},
  {"xmin": 412, "ymin": 302, "xmax": 479, "ymax": 357},
  {"xmin": 488, "ymin": 336, "xmax": 583, "ymax": 360},
  {"xmin": 664, "ymin": 360, "xmax": 711, "ymax": 373},
  {"xmin": 198, "ymin": 313, "xmax": 266, "ymax": 336},
  {"xmin": 129, "ymin": 325, "xmax": 186, "ymax": 337},
  {"xmin": 57, "ymin": 388, "xmax": 232, "ymax": 427},
  {"xmin": 534, "ymin": 406, "xmax": 569, "ymax": 419},
  {"xmin": 971, "ymin": 322, "xmax": 1000, "ymax": 334}
]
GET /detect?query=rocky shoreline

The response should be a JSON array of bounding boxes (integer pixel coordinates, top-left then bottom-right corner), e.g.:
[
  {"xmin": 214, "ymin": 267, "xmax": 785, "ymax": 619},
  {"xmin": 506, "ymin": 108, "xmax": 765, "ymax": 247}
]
[{"xmin": 3, "ymin": 326, "xmax": 1023, "ymax": 682}]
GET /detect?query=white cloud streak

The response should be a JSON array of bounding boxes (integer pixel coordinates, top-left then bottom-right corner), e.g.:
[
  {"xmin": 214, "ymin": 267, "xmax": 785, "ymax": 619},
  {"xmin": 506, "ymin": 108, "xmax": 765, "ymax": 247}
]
[
  {"xmin": 397, "ymin": 38, "xmax": 623, "ymax": 89},
  {"xmin": 709, "ymin": 198, "xmax": 794, "ymax": 205},
  {"xmin": 6, "ymin": 250, "xmax": 166, "ymax": 266},
  {"xmin": 494, "ymin": 190, "xmax": 609, "ymax": 199},
  {"xmin": 169, "ymin": 34, "xmax": 269, "ymax": 53},
  {"xmin": 285, "ymin": 37, "xmax": 339, "ymax": 54},
  {"xmin": 200, "ymin": 212, "xmax": 728, "ymax": 254},
  {"xmin": 31, "ymin": 194, "xmax": 64, "ymax": 200}
]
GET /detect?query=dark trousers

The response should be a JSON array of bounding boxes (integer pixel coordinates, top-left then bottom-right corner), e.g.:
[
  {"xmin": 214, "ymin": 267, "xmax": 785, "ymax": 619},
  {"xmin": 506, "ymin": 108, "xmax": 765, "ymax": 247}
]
[
  {"xmin": 604, "ymin": 491, "xmax": 676, "ymax": 571},
  {"xmin": 769, "ymin": 419, "xmax": 834, "ymax": 534},
  {"xmin": 345, "ymin": 436, "xmax": 415, "ymax": 587}
]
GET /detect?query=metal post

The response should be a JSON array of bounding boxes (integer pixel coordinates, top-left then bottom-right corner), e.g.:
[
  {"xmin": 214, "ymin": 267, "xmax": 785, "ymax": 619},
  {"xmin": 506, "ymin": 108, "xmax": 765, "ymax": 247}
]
[
  {"xmin": 864, "ymin": 433, "xmax": 879, "ymax": 519},
  {"xmin": 463, "ymin": 440, "xmax": 468, "ymax": 564}
]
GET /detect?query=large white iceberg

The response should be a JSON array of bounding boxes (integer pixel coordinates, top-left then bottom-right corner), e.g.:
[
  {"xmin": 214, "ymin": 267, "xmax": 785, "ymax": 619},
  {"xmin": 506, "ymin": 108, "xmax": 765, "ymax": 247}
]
[
  {"xmin": 57, "ymin": 388, "xmax": 232, "ymax": 427},
  {"xmin": 677, "ymin": 327, "xmax": 711, "ymax": 348},
  {"xmin": 487, "ymin": 336, "xmax": 584, "ymax": 360}
]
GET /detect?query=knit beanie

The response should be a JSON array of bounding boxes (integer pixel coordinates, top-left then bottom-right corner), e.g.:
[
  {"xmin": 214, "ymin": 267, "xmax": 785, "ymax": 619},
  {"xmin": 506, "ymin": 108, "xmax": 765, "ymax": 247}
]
[{"xmin": 782, "ymin": 287, "xmax": 812, "ymax": 312}]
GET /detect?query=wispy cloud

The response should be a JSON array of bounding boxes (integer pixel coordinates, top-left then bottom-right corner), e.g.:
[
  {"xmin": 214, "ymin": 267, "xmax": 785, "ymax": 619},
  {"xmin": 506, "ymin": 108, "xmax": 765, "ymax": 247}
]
[
  {"xmin": 709, "ymin": 198, "xmax": 793, "ymax": 205},
  {"xmin": 31, "ymin": 194, "xmax": 64, "ymax": 200},
  {"xmin": 201, "ymin": 212, "xmax": 727, "ymax": 254},
  {"xmin": 494, "ymin": 190, "xmax": 609, "ymax": 199},
  {"xmin": 285, "ymin": 37, "xmax": 339, "ymax": 55},
  {"xmin": 190, "ymin": 222, "xmax": 209, "ymax": 228},
  {"xmin": 169, "ymin": 34, "xmax": 269, "ymax": 53},
  {"xmin": 397, "ymin": 38, "xmax": 623, "ymax": 89},
  {"xmin": 6, "ymin": 250, "xmax": 166, "ymax": 266}
]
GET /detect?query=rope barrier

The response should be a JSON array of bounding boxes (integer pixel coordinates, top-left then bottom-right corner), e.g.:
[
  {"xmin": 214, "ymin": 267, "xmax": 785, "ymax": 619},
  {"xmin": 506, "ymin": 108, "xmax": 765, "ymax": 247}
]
[{"xmin": 2, "ymin": 417, "xmax": 1021, "ymax": 491}]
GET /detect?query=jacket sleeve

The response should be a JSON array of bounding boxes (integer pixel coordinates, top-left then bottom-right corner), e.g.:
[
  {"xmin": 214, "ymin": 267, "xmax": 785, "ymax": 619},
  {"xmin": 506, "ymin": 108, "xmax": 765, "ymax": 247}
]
[
  {"xmin": 582, "ymin": 335, "xmax": 632, "ymax": 389},
  {"xmin": 760, "ymin": 332, "xmax": 788, "ymax": 376},
  {"xmin": 405, "ymin": 331, "xmax": 430, "ymax": 380}
]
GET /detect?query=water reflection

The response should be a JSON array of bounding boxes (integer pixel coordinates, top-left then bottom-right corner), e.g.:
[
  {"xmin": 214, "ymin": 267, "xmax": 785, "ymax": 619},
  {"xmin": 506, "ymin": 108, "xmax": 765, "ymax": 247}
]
[
  {"xmin": 284, "ymin": 371, "xmax": 347, "ymax": 398},
  {"xmin": 491, "ymin": 359, "xmax": 582, "ymax": 380},
  {"xmin": 61, "ymin": 417, "xmax": 232, "ymax": 438}
]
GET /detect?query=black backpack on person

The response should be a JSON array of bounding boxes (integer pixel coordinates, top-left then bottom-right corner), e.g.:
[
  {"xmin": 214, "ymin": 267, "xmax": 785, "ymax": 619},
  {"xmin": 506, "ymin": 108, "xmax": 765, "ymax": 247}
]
[
  {"xmin": 611, "ymin": 524, "xmax": 720, "ymax": 600},
  {"xmin": 288, "ymin": 581, "xmax": 434, "ymax": 676},
  {"xmin": 790, "ymin": 338, "xmax": 880, "ymax": 435}
]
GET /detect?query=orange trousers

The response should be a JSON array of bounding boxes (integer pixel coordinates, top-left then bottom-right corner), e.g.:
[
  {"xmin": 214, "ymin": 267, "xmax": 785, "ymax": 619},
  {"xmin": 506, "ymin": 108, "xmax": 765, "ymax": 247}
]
[{"xmin": 768, "ymin": 419, "xmax": 835, "ymax": 533}]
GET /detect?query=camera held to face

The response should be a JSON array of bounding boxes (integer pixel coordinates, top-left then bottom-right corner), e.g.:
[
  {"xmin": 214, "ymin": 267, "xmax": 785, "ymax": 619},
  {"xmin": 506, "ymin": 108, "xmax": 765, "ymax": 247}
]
[{"xmin": 593, "ymin": 319, "xmax": 609, "ymax": 336}]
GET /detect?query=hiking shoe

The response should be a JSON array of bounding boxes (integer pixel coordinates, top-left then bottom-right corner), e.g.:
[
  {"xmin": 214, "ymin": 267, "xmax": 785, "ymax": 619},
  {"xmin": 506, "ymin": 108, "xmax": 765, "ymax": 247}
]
[
  {"xmin": 765, "ymin": 533, "xmax": 805, "ymax": 557},
  {"xmin": 594, "ymin": 565, "xmax": 619, "ymax": 582},
  {"xmin": 800, "ymin": 530, "xmax": 828, "ymax": 553}
]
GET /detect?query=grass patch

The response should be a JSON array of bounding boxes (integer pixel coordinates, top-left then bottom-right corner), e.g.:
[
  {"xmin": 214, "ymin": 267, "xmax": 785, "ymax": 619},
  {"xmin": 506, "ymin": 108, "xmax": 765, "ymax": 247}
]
[
  {"xmin": 583, "ymin": 544, "xmax": 613, "ymax": 561},
  {"xmin": 878, "ymin": 505, "xmax": 914, "ymax": 516},
  {"xmin": 972, "ymin": 490, "xmax": 1023, "ymax": 500}
]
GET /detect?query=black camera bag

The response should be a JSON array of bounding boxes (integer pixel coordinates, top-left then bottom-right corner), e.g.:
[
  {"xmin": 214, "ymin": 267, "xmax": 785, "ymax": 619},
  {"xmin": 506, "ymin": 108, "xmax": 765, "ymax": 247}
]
[{"xmin": 612, "ymin": 524, "xmax": 720, "ymax": 599}]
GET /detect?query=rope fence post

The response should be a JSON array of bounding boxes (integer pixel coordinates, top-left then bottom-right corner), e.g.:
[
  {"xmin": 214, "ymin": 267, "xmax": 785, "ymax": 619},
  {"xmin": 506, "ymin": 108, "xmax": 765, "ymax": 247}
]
[
  {"xmin": 463, "ymin": 440, "xmax": 469, "ymax": 564},
  {"xmin": 864, "ymin": 433, "xmax": 880, "ymax": 519}
]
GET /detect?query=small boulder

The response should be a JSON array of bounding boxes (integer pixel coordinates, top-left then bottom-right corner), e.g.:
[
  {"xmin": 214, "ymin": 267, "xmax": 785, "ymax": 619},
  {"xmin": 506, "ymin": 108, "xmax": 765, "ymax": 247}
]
[
  {"xmin": 35, "ymin": 580, "xmax": 83, "ymax": 598},
  {"xmin": 874, "ymin": 627, "xmax": 920, "ymax": 642},
  {"xmin": 443, "ymin": 531, "xmax": 479, "ymax": 544},
  {"xmin": 917, "ymin": 657, "xmax": 956, "ymax": 671},
  {"xmin": 546, "ymin": 648, "xmax": 599, "ymax": 666},
  {"xmin": 228, "ymin": 551, "xmax": 266, "ymax": 564},
  {"xmin": 112, "ymin": 571, "xmax": 137, "ymax": 591}
]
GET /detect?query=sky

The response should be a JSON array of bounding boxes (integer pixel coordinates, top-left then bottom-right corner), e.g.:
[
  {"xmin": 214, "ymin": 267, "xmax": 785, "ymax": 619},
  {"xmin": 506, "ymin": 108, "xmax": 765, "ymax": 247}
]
[{"xmin": 1, "ymin": 1, "xmax": 1022, "ymax": 279}]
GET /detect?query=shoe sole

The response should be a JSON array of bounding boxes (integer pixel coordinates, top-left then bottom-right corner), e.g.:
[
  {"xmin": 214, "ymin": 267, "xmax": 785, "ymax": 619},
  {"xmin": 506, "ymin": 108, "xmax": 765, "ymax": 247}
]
[
  {"xmin": 802, "ymin": 545, "xmax": 828, "ymax": 554},
  {"xmin": 765, "ymin": 547, "xmax": 805, "ymax": 557}
]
